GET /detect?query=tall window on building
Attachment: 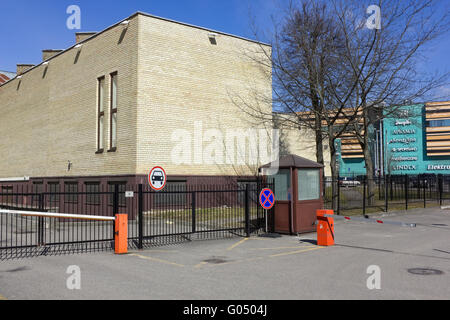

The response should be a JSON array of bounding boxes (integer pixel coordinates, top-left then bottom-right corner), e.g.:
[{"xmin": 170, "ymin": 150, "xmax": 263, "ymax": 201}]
[
  {"xmin": 109, "ymin": 72, "xmax": 118, "ymax": 151},
  {"xmin": 65, "ymin": 182, "xmax": 79, "ymax": 204},
  {"xmin": 97, "ymin": 76, "xmax": 105, "ymax": 152},
  {"xmin": 32, "ymin": 182, "xmax": 43, "ymax": 205},
  {"xmin": 48, "ymin": 182, "xmax": 60, "ymax": 204},
  {"xmin": 108, "ymin": 182, "xmax": 126, "ymax": 207},
  {"xmin": 85, "ymin": 182, "xmax": 100, "ymax": 205},
  {"xmin": 1, "ymin": 186, "xmax": 13, "ymax": 204}
]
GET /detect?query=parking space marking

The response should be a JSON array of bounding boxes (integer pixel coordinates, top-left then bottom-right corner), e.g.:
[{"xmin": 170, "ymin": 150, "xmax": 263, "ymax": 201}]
[
  {"xmin": 226, "ymin": 238, "xmax": 249, "ymax": 251},
  {"xmin": 194, "ymin": 261, "xmax": 208, "ymax": 269},
  {"xmin": 269, "ymin": 246, "xmax": 324, "ymax": 258},
  {"xmin": 141, "ymin": 249, "xmax": 179, "ymax": 253},
  {"xmin": 249, "ymin": 245, "xmax": 316, "ymax": 251},
  {"xmin": 198, "ymin": 246, "xmax": 325, "ymax": 269},
  {"xmin": 129, "ymin": 253, "xmax": 185, "ymax": 268}
]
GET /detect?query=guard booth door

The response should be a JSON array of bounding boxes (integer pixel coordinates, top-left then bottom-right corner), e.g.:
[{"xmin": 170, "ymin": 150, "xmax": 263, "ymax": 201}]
[{"xmin": 273, "ymin": 169, "xmax": 292, "ymax": 234}]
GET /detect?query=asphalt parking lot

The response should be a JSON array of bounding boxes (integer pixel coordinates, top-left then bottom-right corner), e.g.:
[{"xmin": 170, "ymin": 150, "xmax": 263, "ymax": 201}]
[{"xmin": 0, "ymin": 207, "xmax": 449, "ymax": 300}]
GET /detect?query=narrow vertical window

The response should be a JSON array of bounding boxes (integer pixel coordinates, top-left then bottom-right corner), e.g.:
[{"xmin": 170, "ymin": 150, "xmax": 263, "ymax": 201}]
[
  {"xmin": 109, "ymin": 72, "xmax": 118, "ymax": 151},
  {"xmin": 97, "ymin": 76, "xmax": 105, "ymax": 153}
]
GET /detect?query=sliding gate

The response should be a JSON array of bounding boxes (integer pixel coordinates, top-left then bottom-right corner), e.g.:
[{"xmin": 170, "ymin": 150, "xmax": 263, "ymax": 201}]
[{"xmin": 128, "ymin": 183, "xmax": 271, "ymax": 248}]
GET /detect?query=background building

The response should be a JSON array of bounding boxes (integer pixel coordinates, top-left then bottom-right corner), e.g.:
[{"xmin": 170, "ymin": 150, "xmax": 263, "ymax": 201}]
[
  {"xmin": 0, "ymin": 71, "xmax": 15, "ymax": 85},
  {"xmin": 382, "ymin": 101, "xmax": 450, "ymax": 175},
  {"xmin": 281, "ymin": 102, "xmax": 450, "ymax": 178}
]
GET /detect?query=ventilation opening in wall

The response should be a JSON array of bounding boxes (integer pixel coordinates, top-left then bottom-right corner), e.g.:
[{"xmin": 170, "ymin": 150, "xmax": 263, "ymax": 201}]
[{"xmin": 208, "ymin": 33, "xmax": 217, "ymax": 45}]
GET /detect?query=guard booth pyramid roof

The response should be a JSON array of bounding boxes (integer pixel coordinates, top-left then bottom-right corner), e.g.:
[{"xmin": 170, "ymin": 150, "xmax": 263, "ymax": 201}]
[{"xmin": 260, "ymin": 154, "xmax": 324, "ymax": 169}]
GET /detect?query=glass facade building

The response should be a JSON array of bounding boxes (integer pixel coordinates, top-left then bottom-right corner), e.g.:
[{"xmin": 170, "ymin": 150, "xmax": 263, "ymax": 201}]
[{"xmin": 337, "ymin": 101, "xmax": 450, "ymax": 176}]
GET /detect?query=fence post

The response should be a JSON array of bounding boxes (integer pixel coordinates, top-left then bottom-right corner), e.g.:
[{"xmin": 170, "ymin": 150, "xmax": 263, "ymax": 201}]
[
  {"xmin": 113, "ymin": 184, "xmax": 119, "ymax": 248},
  {"xmin": 384, "ymin": 175, "xmax": 388, "ymax": 213},
  {"xmin": 113, "ymin": 184, "xmax": 119, "ymax": 215},
  {"xmin": 417, "ymin": 174, "xmax": 421, "ymax": 199},
  {"xmin": 439, "ymin": 175, "xmax": 443, "ymax": 206},
  {"xmin": 337, "ymin": 175, "xmax": 341, "ymax": 216},
  {"xmin": 192, "ymin": 191, "xmax": 196, "ymax": 234},
  {"xmin": 378, "ymin": 175, "xmax": 381, "ymax": 200},
  {"xmin": 245, "ymin": 184, "xmax": 250, "ymax": 237},
  {"xmin": 405, "ymin": 175, "xmax": 409, "ymax": 211},
  {"xmin": 389, "ymin": 174, "xmax": 393, "ymax": 201},
  {"xmin": 423, "ymin": 175, "xmax": 426, "ymax": 208},
  {"xmin": 271, "ymin": 178, "xmax": 275, "ymax": 233},
  {"xmin": 38, "ymin": 193, "xmax": 44, "ymax": 246},
  {"xmin": 138, "ymin": 184, "xmax": 143, "ymax": 250},
  {"xmin": 363, "ymin": 176, "xmax": 366, "ymax": 216}
]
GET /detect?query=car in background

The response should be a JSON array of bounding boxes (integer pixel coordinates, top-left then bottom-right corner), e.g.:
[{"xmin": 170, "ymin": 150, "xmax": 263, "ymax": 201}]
[
  {"xmin": 339, "ymin": 177, "xmax": 361, "ymax": 187},
  {"xmin": 410, "ymin": 174, "xmax": 435, "ymax": 188}
]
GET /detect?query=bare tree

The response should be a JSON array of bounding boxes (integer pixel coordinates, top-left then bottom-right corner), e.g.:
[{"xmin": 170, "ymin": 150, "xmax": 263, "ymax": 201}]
[
  {"xmin": 234, "ymin": 0, "xmax": 362, "ymax": 209},
  {"xmin": 233, "ymin": 0, "xmax": 449, "ymax": 210}
]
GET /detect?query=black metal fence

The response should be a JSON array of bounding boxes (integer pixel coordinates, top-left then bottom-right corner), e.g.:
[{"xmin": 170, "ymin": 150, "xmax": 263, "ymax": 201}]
[
  {"xmin": 0, "ymin": 181, "xmax": 274, "ymax": 260},
  {"xmin": 324, "ymin": 174, "xmax": 449, "ymax": 215}
]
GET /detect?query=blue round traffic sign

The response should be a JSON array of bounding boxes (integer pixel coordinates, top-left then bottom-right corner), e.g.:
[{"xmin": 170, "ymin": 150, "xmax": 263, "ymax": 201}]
[{"xmin": 259, "ymin": 188, "xmax": 275, "ymax": 210}]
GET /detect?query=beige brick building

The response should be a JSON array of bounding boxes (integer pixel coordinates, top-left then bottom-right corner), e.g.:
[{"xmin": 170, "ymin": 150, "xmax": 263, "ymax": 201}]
[
  {"xmin": 0, "ymin": 12, "xmax": 273, "ymax": 190},
  {"xmin": 279, "ymin": 126, "xmax": 332, "ymax": 177},
  {"xmin": 274, "ymin": 113, "xmax": 332, "ymax": 177}
]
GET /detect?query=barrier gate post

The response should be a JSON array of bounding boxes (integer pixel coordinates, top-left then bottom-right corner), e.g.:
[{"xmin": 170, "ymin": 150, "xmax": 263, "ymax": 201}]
[
  {"xmin": 316, "ymin": 210, "xmax": 334, "ymax": 247},
  {"xmin": 115, "ymin": 214, "xmax": 128, "ymax": 254}
]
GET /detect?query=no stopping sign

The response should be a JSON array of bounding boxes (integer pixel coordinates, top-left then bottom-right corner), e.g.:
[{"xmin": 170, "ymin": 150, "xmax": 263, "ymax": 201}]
[{"xmin": 259, "ymin": 188, "xmax": 275, "ymax": 210}]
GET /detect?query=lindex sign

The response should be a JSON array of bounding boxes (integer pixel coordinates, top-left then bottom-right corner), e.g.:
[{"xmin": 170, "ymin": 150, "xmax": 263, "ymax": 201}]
[{"xmin": 384, "ymin": 104, "xmax": 450, "ymax": 174}]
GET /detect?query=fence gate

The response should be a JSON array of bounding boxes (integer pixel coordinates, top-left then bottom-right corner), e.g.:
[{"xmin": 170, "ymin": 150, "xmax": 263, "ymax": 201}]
[
  {"xmin": 128, "ymin": 182, "xmax": 274, "ymax": 248},
  {"xmin": 1, "ymin": 181, "xmax": 274, "ymax": 260}
]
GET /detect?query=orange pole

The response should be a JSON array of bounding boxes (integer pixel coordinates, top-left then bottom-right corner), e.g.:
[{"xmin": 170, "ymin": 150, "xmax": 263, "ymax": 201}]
[
  {"xmin": 115, "ymin": 214, "xmax": 128, "ymax": 254},
  {"xmin": 316, "ymin": 210, "xmax": 334, "ymax": 247}
]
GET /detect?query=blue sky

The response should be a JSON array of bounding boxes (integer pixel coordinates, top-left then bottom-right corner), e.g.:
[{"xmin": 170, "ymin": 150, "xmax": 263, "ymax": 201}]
[
  {"xmin": 0, "ymin": 0, "xmax": 449, "ymax": 100},
  {"xmin": 0, "ymin": 0, "xmax": 279, "ymax": 72}
]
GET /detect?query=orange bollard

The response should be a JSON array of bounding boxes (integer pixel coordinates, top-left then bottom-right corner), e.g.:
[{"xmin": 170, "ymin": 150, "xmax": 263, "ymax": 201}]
[
  {"xmin": 316, "ymin": 210, "xmax": 334, "ymax": 246},
  {"xmin": 115, "ymin": 214, "xmax": 128, "ymax": 254}
]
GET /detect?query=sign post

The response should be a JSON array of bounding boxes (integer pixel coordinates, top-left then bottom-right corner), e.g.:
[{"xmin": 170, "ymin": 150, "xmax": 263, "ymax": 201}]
[{"xmin": 259, "ymin": 188, "xmax": 275, "ymax": 233}]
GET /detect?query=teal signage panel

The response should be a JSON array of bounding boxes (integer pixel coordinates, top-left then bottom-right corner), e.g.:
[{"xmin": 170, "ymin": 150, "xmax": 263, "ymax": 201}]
[{"xmin": 383, "ymin": 104, "xmax": 450, "ymax": 175}]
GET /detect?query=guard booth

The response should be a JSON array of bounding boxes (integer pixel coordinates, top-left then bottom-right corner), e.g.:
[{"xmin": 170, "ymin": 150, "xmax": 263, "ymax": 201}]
[{"xmin": 260, "ymin": 155, "xmax": 324, "ymax": 235}]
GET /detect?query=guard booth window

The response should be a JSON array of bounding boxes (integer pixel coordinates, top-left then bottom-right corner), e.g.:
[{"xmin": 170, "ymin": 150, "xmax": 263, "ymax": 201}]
[
  {"xmin": 298, "ymin": 169, "xmax": 320, "ymax": 201},
  {"xmin": 274, "ymin": 169, "xmax": 291, "ymax": 201}
]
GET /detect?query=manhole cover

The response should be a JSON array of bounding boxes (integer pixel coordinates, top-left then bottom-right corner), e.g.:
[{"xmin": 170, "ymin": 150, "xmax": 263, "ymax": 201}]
[
  {"xmin": 203, "ymin": 257, "xmax": 228, "ymax": 264},
  {"xmin": 407, "ymin": 268, "xmax": 444, "ymax": 275}
]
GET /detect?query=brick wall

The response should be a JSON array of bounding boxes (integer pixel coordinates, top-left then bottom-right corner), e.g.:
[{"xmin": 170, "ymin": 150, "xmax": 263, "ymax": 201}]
[
  {"xmin": 0, "ymin": 13, "xmax": 272, "ymax": 181},
  {"xmin": 136, "ymin": 14, "xmax": 273, "ymax": 177},
  {"xmin": 0, "ymin": 16, "xmax": 139, "ymax": 179}
]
